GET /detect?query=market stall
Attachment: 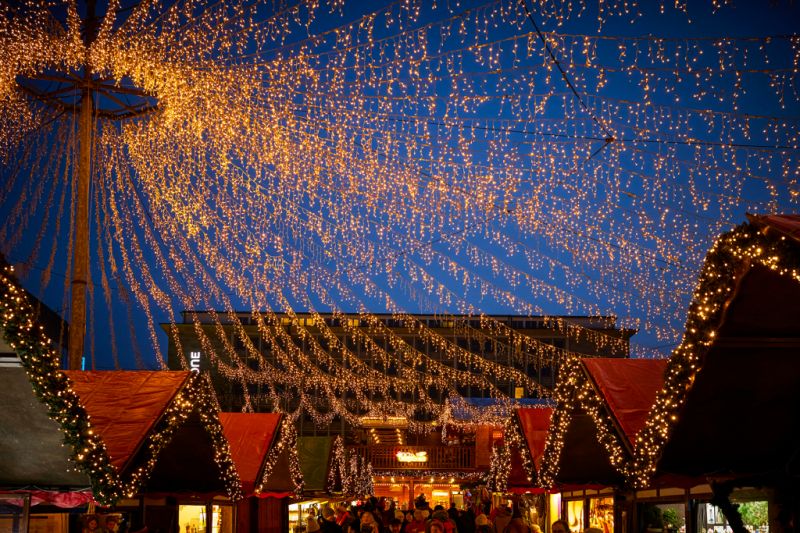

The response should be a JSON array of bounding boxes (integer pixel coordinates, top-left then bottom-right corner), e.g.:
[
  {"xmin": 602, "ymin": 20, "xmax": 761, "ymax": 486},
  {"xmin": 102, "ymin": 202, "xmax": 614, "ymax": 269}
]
[
  {"xmin": 220, "ymin": 412, "xmax": 305, "ymax": 533},
  {"xmin": 1, "ymin": 266, "xmax": 121, "ymax": 532},
  {"xmin": 531, "ymin": 358, "xmax": 671, "ymax": 532},
  {"xmin": 628, "ymin": 214, "xmax": 800, "ymax": 533},
  {"xmin": 582, "ymin": 358, "xmax": 707, "ymax": 533},
  {"xmin": 3, "ymin": 263, "xmax": 242, "ymax": 533},
  {"xmin": 537, "ymin": 359, "xmax": 634, "ymax": 490},
  {"xmin": 507, "ymin": 407, "xmax": 554, "ymax": 531},
  {"xmin": 63, "ymin": 370, "xmax": 242, "ymax": 533},
  {"xmin": 289, "ymin": 436, "xmax": 338, "ymax": 532},
  {"xmin": 0, "ymin": 366, "xmax": 98, "ymax": 532}
]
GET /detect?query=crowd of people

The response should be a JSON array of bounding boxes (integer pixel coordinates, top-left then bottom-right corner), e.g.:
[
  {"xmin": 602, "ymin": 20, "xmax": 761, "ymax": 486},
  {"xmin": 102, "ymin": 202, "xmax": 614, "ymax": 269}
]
[{"xmin": 303, "ymin": 496, "xmax": 596, "ymax": 533}]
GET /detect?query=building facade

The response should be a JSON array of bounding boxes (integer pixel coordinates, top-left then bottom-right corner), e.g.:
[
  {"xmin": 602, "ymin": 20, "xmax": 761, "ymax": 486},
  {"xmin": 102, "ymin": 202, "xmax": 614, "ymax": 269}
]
[
  {"xmin": 164, "ymin": 312, "xmax": 633, "ymax": 420},
  {"xmin": 163, "ymin": 311, "xmax": 633, "ymax": 508}
]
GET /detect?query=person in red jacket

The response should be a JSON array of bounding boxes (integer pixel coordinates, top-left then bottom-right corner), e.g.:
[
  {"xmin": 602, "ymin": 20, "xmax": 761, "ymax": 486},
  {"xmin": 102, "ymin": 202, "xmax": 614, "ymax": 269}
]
[
  {"xmin": 336, "ymin": 504, "xmax": 353, "ymax": 529},
  {"xmin": 405, "ymin": 510, "xmax": 427, "ymax": 533}
]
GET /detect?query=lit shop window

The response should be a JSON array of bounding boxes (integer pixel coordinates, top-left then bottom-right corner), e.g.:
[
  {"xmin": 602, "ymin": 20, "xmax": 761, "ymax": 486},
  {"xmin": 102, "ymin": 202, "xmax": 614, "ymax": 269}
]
[
  {"xmin": 588, "ymin": 497, "xmax": 614, "ymax": 533},
  {"xmin": 178, "ymin": 505, "xmax": 232, "ymax": 533},
  {"xmin": 566, "ymin": 500, "xmax": 584, "ymax": 533}
]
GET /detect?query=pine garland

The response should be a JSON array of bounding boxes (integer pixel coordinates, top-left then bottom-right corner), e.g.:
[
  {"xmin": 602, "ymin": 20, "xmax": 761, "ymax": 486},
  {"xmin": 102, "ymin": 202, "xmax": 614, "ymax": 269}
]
[
  {"xmin": 1, "ymin": 265, "xmax": 243, "ymax": 502},
  {"xmin": 629, "ymin": 222, "xmax": 800, "ymax": 487},
  {"xmin": 0, "ymin": 265, "xmax": 121, "ymax": 504}
]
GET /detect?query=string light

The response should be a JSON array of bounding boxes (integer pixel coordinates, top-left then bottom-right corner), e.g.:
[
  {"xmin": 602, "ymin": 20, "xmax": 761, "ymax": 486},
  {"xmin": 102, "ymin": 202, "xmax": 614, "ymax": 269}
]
[
  {"xmin": 497, "ymin": 412, "xmax": 538, "ymax": 485},
  {"xmin": 0, "ymin": 264, "xmax": 242, "ymax": 503},
  {"xmin": 122, "ymin": 372, "xmax": 243, "ymax": 501},
  {"xmin": 1, "ymin": 1, "xmax": 798, "ymax": 432},
  {"xmin": 327, "ymin": 435, "xmax": 374, "ymax": 497},
  {"xmin": 629, "ymin": 219, "xmax": 800, "ymax": 488},
  {"xmin": 257, "ymin": 417, "xmax": 305, "ymax": 497},
  {"xmin": 486, "ymin": 442, "xmax": 512, "ymax": 493},
  {"xmin": 536, "ymin": 355, "xmax": 631, "ymax": 487}
]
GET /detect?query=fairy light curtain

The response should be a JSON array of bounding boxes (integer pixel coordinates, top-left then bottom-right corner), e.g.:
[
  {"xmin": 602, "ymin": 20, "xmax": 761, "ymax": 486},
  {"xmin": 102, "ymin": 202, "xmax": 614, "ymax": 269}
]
[{"xmin": 0, "ymin": 1, "xmax": 798, "ymax": 429}]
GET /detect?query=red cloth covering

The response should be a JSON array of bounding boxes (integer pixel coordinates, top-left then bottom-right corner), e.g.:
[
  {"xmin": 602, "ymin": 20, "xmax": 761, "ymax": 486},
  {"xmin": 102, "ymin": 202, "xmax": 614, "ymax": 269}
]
[
  {"xmin": 505, "ymin": 486, "xmax": 549, "ymax": 494},
  {"xmin": 516, "ymin": 407, "xmax": 553, "ymax": 470},
  {"xmin": 64, "ymin": 371, "xmax": 190, "ymax": 472},
  {"xmin": 218, "ymin": 412, "xmax": 282, "ymax": 495},
  {"xmin": 754, "ymin": 214, "xmax": 800, "ymax": 241},
  {"xmin": 0, "ymin": 489, "xmax": 94, "ymax": 508},
  {"xmin": 582, "ymin": 358, "xmax": 667, "ymax": 445},
  {"xmin": 256, "ymin": 491, "xmax": 294, "ymax": 498}
]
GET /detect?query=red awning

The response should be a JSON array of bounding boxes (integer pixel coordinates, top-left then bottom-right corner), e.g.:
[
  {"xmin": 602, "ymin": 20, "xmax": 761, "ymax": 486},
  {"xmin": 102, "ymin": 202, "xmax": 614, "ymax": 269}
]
[
  {"xmin": 516, "ymin": 407, "xmax": 553, "ymax": 470},
  {"xmin": 749, "ymin": 213, "xmax": 800, "ymax": 241},
  {"xmin": 219, "ymin": 413, "xmax": 282, "ymax": 495},
  {"xmin": 0, "ymin": 489, "xmax": 94, "ymax": 508},
  {"xmin": 582, "ymin": 358, "xmax": 667, "ymax": 445},
  {"xmin": 64, "ymin": 371, "xmax": 190, "ymax": 472}
]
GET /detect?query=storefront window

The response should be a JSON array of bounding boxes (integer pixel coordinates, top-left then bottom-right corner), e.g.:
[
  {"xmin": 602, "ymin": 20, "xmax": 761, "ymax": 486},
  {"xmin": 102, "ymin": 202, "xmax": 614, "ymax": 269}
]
[
  {"xmin": 373, "ymin": 483, "xmax": 411, "ymax": 508},
  {"xmin": 517, "ymin": 494, "xmax": 546, "ymax": 531},
  {"xmin": 589, "ymin": 497, "xmax": 614, "ymax": 533},
  {"xmin": 451, "ymin": 492, "xmax": 464, "ymax": 510},
  {"xmin": 178, "ymin": 504, "xmax": 232, "ymax": 533},
  {"xmin": 638, "ymin": 502, "xmax": 685, "ymax": 533},
  {"xmin": 30, "ymin": 513, "xmax": 70, "ymax": 533},
  {"xmin": 431, "ymin": 490, "xmax": 450, "ymax": 509},
  {"xmin": 566, "ymin": 499, "xmax": 584, "ymax": 533},
  {"xmin": 412, "ymin": 485, "xmax": 460, "ymax": 511},
  {"xmin": 699, "ymin": 501, "xmax": 769, "ymax": 533},
  {"xmin": 0, "ymin": 494, "xmax": 29, "ymax": 533},
  {"xmin": 0, "ymin": 496, "xmax": 85, "ymax": 533},
  {"xmin": 289, "ymin": 500, "xmax": 331, "ymax": 533}
]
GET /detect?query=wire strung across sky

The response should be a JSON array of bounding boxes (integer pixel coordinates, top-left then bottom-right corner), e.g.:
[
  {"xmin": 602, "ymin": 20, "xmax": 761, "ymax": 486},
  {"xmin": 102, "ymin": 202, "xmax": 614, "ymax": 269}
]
[{"xmin": 0, "ymin": 0, "xmax": 798, "ymax": 426}]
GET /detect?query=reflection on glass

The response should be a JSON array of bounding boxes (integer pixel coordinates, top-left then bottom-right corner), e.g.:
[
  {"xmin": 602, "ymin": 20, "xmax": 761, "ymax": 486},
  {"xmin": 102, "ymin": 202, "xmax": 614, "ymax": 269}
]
[
  {"xmin": 178, "ymin": 504, "xmax": 232, "ymax": 533},
  {"xmin": 566, "ymin": 500, "xmax": 584, "ymax": 533},
  {"xmin": 639, "ymin": 502, "xmax": 685, "ymax": 532},
  {"xmin": 589, "ymin": 497, "xmax": 614, "ymax": 533},
  {"xmin": 548, "ymin": 492, "xmax": 562, "ymax": 527},
  {"xmin": 699, "ymin": 501, "xmax": 769, "ymax": 533}
]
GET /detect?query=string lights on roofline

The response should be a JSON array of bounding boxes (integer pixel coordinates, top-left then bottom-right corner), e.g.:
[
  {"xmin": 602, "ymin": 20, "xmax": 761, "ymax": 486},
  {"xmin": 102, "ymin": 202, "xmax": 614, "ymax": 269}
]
[
  {"xmin": 629, "ymin": 220, "xmax": 800, "ymax": 488},
  {"xmin": 0, "ymin": 264, "xmax": 241, "ymax": 503},
  {"xmin": 536, "ymin": 355, "xmax": 631, "ymax": 488},
  {"xmin": 122, "ymin": 372, "xmax": 243, "ymax": 501},
  {"xmin": 256, "ymin": 416, "xmax": 305, "ymax": 497},
  {"xmin": 1, "ymin": 0, "xmax": 798, "ymax": 432},
  {"xmin": 501, "ymin": 412, "xmax": 538, "ymax": 484}
]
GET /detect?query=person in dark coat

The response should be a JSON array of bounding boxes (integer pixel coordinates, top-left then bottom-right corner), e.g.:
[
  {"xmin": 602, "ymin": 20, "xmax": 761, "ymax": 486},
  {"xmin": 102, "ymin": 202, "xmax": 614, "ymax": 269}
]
[{"xmin": 321, "ymin": 507, "xmax": 344, "ymax": 533}]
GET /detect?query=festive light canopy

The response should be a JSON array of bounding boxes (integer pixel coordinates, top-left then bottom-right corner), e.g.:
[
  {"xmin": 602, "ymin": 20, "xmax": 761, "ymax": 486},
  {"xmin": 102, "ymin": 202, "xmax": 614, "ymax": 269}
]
[{"xmin": 1, "ymin": 1, "xmax": 799, "ymax": 429}]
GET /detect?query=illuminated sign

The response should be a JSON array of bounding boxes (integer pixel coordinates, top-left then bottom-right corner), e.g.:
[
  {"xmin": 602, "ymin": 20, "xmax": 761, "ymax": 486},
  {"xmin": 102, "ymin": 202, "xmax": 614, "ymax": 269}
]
[
  {"xmin": 189, "ymin": 351, "xmax": 201, "ymax": 373},
  {"xmin": 396, "ymin": 451, "xmax": 428, "ymax": 463}
]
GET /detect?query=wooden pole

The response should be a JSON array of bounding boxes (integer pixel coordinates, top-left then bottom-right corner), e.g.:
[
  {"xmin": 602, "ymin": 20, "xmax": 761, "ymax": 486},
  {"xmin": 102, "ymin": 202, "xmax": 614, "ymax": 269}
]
[
  {"xmin": 68, "ymin": 84, "xmax": 92, "ymax": 370},
  {"xmin": 67, "ymin": 0, "xmax": 97, "ymax": 370}
]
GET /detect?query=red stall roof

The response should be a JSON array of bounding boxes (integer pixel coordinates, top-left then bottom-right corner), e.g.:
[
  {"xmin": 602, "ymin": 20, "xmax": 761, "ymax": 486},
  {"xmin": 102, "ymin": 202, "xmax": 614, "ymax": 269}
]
[
  {"xmin": 219, "ymin": 412, "xmax": 282, "ymax": 495},
  {"xmin": 749, "ymin": 213, "xmax": 800, "ymax": 241},
  {"xmin": 64, "ymin": 371, "xmax": 190, "ymax": 472},
  {"xmin": 582, "ymin": 358, "xmax": 667, "ymax": 445},
  {"xmin": 516, "ymin": 407, "xmax": 553, "ymax": 470}
]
